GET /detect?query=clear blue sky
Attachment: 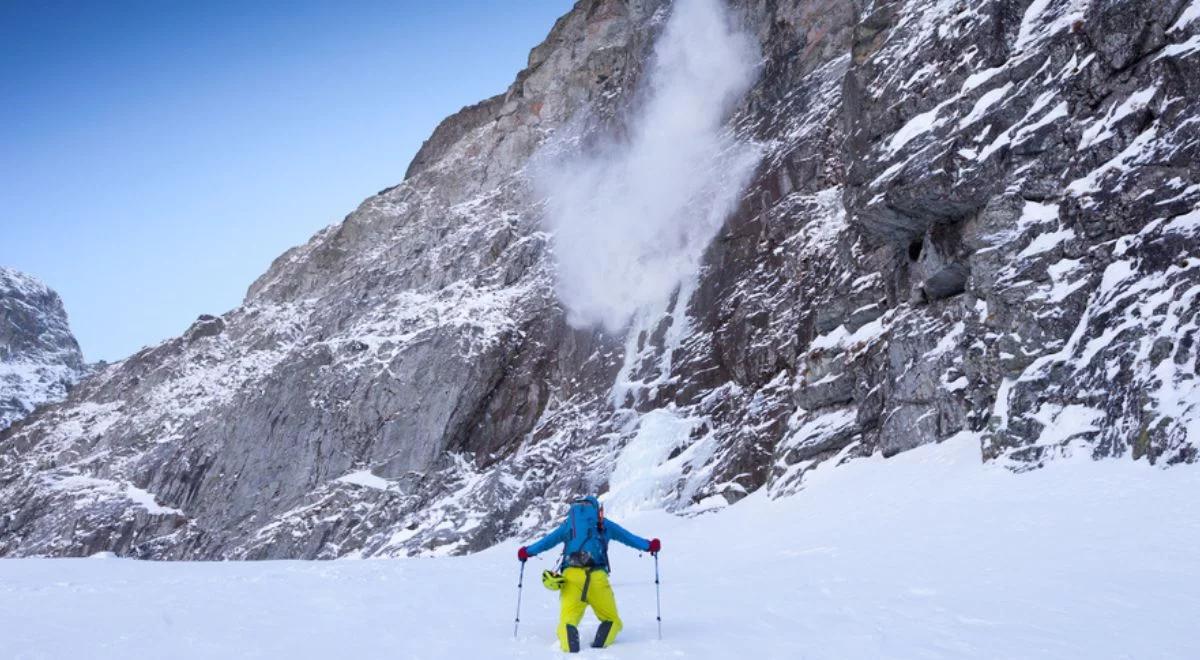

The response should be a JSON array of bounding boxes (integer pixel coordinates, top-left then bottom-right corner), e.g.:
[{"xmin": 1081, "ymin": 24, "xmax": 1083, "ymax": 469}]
[{"xmin": 1, "ymin": 0, "xmax": 573, "ymax": 363}]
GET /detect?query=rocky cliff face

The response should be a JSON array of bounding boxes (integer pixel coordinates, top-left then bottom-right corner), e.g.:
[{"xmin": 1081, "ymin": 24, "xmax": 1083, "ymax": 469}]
[
  {"xmin": 0, "ymin": 0, "xmax": 1196, "ymax": 559},
  {"xmin": 0, "ymin": 268, "xmax": 86, "ymax": 431}
]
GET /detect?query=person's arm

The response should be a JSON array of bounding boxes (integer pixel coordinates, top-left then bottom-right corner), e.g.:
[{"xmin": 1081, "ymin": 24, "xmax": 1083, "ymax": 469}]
[
  {"xmin": 521, "ymin": 521, "xmax": 568, "ymax": 560},
  {"xmin": 604, "ymin": 520, "xmax": 653, "ymax": 552}
]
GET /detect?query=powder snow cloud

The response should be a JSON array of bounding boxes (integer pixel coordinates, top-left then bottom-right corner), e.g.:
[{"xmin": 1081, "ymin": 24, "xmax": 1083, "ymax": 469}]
[{"xmin": 536, "ymin": 0, "xmax": 762, "ymax": 333}]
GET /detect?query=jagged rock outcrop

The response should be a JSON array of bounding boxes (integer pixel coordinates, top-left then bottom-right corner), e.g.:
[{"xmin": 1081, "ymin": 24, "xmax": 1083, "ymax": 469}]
[
  {"xmin": 0, "ymin": 0, "xmax": 1196, "ymax": 559},
  {"xmin": 0, "ymin": 268, "xmax": 86, "ymax": 431}
]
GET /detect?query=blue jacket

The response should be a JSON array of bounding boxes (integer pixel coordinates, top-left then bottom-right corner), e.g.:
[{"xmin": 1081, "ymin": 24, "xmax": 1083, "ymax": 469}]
[{"xmin": 526, "ymin": 510, "xmax": 651, "ymax": 572}]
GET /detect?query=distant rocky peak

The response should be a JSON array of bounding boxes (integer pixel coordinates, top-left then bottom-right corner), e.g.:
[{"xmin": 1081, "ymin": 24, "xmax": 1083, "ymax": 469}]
[{"xmin": 0, "ymin": 267, "xmax": 86, "ymax": 431}]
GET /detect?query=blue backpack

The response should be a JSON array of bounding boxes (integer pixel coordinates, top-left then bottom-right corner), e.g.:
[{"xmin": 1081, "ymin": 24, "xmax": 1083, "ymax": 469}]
[{"xmin": 563, "ymin": 497, "xmax": 607, "ymax": 569}]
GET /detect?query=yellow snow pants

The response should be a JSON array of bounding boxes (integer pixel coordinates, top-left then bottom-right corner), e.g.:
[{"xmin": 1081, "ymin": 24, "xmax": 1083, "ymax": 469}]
[{"xmin": 557, "ymin": 567, "xmax": 622, "ymax": 651}]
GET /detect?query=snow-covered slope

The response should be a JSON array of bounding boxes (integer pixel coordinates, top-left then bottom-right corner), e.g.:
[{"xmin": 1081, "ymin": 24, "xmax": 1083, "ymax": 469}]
[
  {"xmin": 0, "ymin": 268, "xmax": 86, "ymax": 431},
  {"xmin": 0, "ymin": 0, "xmax": 1197, "ymax": 559},
  {"xmin": 2, "ymin": 436, "xmax": 1196, "ymax": 659}
]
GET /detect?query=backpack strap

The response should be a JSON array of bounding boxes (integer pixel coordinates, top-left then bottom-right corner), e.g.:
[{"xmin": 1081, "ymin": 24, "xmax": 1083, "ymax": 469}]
[
  {"xmin": 598, "ymin": 525, "xmax": 611, "ymax": 573},
  {"xmin": 580, "ymin": 567, "xmax": 594, "ymax": 603}
]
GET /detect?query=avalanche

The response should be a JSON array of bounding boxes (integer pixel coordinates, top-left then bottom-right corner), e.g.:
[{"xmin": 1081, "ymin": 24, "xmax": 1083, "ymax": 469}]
[{"xmin": 3, "ymin": 435, "xmax": 1195, "ymax": 659}]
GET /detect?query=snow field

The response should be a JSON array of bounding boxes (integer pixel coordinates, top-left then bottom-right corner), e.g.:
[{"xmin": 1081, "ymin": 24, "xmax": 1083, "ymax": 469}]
[{"xmin": 1, "ymin": 435, "xmax": 1196, "ymax": 659}]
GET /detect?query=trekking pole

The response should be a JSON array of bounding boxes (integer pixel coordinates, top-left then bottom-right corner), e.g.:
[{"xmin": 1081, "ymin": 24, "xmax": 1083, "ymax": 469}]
[
  {"xmin": 654, "ymin": 553, "xmax": 662, "ymax": 640},
  {"xmin": 514, "ymin": 561, "xmax": 526, "ymax": 638}
]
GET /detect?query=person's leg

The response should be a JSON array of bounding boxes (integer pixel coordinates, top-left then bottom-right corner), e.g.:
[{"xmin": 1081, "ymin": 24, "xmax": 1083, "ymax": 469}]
[
  {"xmin": 584, "ymin": 570, "xmax": 623, "ymax": 648},
  {"xmin": 557, "ymin": 568, "xmax": 588, "ymax": 652}
]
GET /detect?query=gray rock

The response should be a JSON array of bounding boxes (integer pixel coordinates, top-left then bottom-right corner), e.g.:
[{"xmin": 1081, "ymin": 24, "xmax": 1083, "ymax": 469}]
[
  {"xmin": 184, "ymin": 315, "xmax": 225, "ymax": 343},
  {"xmin": 0, "ymin": 0, "xmax": 1196, "ymax": 559},
  {"xmin": 0, "ymin": 268, "xmax": 86, "ymax": 431}
]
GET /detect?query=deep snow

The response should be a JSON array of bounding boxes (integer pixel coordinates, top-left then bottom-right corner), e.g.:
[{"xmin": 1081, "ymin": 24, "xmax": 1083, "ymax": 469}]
[{"xmin": 2, "ymin": 436, "xmax": 1196, "ymax": 659}]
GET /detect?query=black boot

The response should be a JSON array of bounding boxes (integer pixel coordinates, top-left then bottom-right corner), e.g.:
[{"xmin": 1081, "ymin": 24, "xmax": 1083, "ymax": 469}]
[
  {"xmin": 592, "ymin": 621, "xmax": 613, "ymax": 648},
  {"xmin": 565, "ymin": 624, "xmax": 580, "ymax": 653}
]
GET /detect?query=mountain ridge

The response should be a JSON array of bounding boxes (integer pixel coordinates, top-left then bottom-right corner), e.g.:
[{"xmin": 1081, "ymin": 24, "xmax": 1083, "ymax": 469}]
[{"xmin": 0, "ymin": 0, "xmax": 1196, "ymax": 559}]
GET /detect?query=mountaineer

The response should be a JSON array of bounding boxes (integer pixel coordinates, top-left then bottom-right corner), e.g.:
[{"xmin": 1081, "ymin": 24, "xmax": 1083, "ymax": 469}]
[{"xmin": 517, "ymin": 496, "xmax": 661, "ymax": 652}]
